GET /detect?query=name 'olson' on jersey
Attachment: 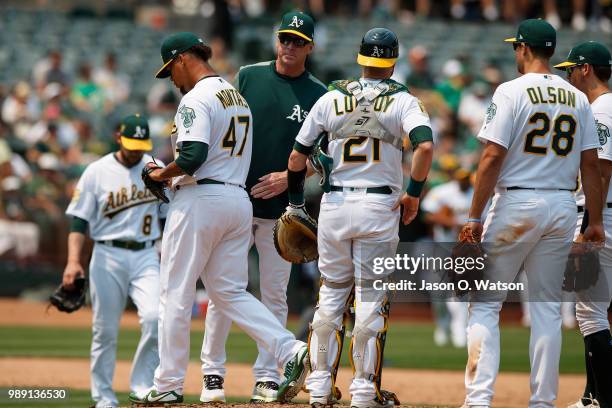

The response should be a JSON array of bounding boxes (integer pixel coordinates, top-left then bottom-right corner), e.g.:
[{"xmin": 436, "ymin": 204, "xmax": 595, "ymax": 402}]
[
  {"xmin": 526, "ymin": 86, "xmax": 576, "ymax": 107},
  {"xmin": 215, "ymin": 88, "xmax": 249, "ymax": 109}
]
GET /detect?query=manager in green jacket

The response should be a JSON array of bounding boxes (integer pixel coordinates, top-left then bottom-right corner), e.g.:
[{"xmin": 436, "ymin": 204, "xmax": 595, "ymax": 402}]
[{"xmin": 200, "ymin": 10, "xmax": 327, "ymax": 404}]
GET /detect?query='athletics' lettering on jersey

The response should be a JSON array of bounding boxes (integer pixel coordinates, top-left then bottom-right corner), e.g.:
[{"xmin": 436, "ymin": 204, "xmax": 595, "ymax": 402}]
[
  {"xmin": 216, "ymin": 88, "xmax": 249, "ymax": 109},
  {"xmin": 333, "ymin": 95, "xmax": 395, "ymax": 116},
  {"xmin": 102, "ymin": 184, "xmax": 157, "ymax": 218},
  {"xmin": 526, "ymin": 86, "xmax": 576, "ymax": 108}
]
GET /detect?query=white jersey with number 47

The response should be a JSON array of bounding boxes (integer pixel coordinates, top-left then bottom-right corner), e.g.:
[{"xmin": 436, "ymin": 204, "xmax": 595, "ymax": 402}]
[
  {"xmin": 170, "ymin": 76, "xmax": 252, "ymax": 188},
  {"xmin": 479, "ymin": 73, "xmax": 598, "ymax": 190}
]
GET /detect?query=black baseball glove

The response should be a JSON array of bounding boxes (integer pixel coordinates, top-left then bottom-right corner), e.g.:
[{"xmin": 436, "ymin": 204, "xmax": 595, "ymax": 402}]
[
  {"xmin": 142, "ymin": 162, "xmax": 169, "ymax": 203},
  {"xmin": 563, "ymin": 247, "xmax": 600, "ymax": 292},
  {"xmin": 49, "ymin": 277, "xmax": 87, "ymax": 313}
]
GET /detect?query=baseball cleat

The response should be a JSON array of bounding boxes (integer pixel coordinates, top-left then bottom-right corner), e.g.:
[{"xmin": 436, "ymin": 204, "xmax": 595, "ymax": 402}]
[
  {"xmin": 128, "ymin": 389, "xmax": 183, "ymax": 405},
  {"xmin": 200, "ymin": 374, "xmax": 226, "ymax": 403},
  {"xmin": 567, "ymin": 397, "xmax": 600, "ymax": 408},
  {"xmin": 278, "ymin": 345, "xmax": 310, "ymax": 402},
  {"xmin": 351, "ymin": 390, "xmax": 400, "ymax": 408},
  {"xmin": 250, "ymin": 381, "xmax": 280, "ymax": 403}
]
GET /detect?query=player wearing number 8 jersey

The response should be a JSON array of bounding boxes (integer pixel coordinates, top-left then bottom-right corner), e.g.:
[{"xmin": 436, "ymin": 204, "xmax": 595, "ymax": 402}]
[
  {"xmin": 460, "ymin": 19, "xmax": 604, "ymax": 407},
  {"xmin": 63, "ymin": 114, "xmax": 164, "ymax": 408}
]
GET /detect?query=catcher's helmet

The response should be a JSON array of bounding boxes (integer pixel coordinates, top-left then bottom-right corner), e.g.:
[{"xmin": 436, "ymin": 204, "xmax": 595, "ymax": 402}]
[{"xmin": 357, "ymin": 28, "xmax": 399, "ymax": 68}]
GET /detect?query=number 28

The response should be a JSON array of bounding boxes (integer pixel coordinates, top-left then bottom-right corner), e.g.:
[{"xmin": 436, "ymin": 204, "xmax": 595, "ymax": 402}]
[{"xmin": 524, "ymin": 112, "xmax": 576, "ymax": 156}]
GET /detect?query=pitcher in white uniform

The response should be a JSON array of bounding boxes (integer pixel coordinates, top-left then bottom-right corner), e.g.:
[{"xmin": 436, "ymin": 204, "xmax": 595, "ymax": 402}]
[
  {"xmin": 556, "ymin": 41, "xmax": 612, "ymax": 408},
  {"xmin": 460, "ymin": 20, "xmax": 604, "ymax": 408},
  {"xmin": 129, "ymin": 32, "xmax": 309, "ymax": 406},
  {"xmin": 286, "ymin": 28, "xmax": 434, "ymax": 408},
  {"xmin": 62, "ymin": 114, "xmax": 164, "ymax": 408}
]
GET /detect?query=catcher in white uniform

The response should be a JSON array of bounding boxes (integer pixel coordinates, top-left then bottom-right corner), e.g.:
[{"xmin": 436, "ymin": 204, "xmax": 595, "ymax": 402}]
[
  {"xmin": 460, "ymin": 20, "xmax": 604, "ymax": 408},
  {"xmin": 286, "ymin": 28, "xmax": 434, "ymax": 408},
  {"xmin": 62, "ymin": 114, "xmax": 163, "ymax": 408},
  {"xmin": 555, "ymin": 41, "xmax": 612, "ymax": 408},
  {"xmin": 130, "ymin": 32, "xmax": 309, "ymax": 406}
]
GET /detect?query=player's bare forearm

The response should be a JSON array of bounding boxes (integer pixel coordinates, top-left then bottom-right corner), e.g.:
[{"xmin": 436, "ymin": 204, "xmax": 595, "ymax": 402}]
[
  {"xmin": 63, "ymin": 232, "xmax": 86, "ymax": 287},
  {"xmin": 150, "ymin": 161, "xmax": 185, "ymax": 181},
  {"xmin": 581, "ymin": 149, "xmax": 603, "ymax": 225},
  {"xmin": 410, "ymin": 141, "xmax": 434, "ymax": 181},
  {"xmin": 288, "ymin": 150, "xmax": 308, "ymax": 172},
  {"xmin": 599, "ymin": 159, "xmax": 612, "ymax": 206},
  {"xmin": 66, "ymin": 232, "xmax": 86, "ymax": 264},
  {"xmin": 469, "ymin": 141, "xmax": 507, "ymax": 220}
]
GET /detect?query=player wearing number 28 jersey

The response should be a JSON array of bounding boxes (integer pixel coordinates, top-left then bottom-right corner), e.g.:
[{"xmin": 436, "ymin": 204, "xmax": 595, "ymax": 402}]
[{"xmin": 460, "ymin": 19, "xmax": 603, "ymax": 408}]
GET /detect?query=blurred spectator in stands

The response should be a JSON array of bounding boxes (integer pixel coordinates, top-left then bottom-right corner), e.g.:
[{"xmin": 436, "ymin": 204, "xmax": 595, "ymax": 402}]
[
  {"xmin": 2, "ymin": 81, "xmax": 40, "ymax": 127},
  {"xmin": 544, "ymin": 0, "xmax": 586, "ymax": 31},
  {"xmin": 32, "ymin": 50, "xmax": 71, "ymax": 93},
  {"xmin": 405, "ymin": 45, "xmax": 435, "ymax": 91},
  {"xmin": 435, "ymin": 59, "xmax": 468, "ymax": 114},
  {"xmin": 458, "ymin": 80, "xmax": 490, "ymax": 137},
  {"xmin": 94, "ymin": 52, "xmax": 130, "ymax": 107},
  {"xmin": 450, "ymin": 0, "xmax": 499, "ymax": 21},
  {"xmin": 209, "ymin": 36, "xmax": 238, "ymax": 80},
  {"xmin": 71, "ymin": 62, "xmax": 105, "ymax": 114}
]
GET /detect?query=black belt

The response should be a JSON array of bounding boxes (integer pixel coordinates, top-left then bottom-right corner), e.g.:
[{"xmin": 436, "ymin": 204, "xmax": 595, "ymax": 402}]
[
  {"xmin": 506, "ymin": 186, "xmax": 573, "ymax": 191},
  {"xmin": 578, "ymin": 203, "xmax": 612, "ymax": 213},
  {"xmin": 330, "ymin": 185, "xmax": 393, "ymax": 195},
  {"xmin": 196, "ymin": 178, "xmax": 224, "ymax": 185},
  {"xmin": 97, "ymin": 240, "xmax": 155, "ymax": 251},
  {"xmin": 176, "ymin": 178, "xmax": 238, "ymax": 190}
]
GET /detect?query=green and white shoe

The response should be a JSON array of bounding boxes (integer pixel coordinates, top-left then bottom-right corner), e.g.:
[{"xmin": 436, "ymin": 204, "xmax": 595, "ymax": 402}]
[
  {"xmin": 129, "ymin": 389, "xmax": 183, "ymax": 405},
  {"xmin": 278, "ymin": 345, "xmax": 310, "ymax": 403}
]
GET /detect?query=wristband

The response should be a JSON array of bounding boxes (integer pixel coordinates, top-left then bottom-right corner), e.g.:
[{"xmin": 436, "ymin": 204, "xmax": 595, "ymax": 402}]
[
  {"xmin": 287, "ymin": 167, "xmax": 307, "ymax": 206},
  {"xmin": 406, "ymin": 177, "xmax": 426, "ymax": 198},
  {"xmin": 466, "ymin": 218, "xmax": 482, "ymax": 223}
]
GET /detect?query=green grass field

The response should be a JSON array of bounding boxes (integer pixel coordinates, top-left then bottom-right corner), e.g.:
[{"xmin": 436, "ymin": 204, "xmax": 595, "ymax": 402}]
[{"xmin": 0, "ymin": 322, "xmax": 585, "ymax": 374}]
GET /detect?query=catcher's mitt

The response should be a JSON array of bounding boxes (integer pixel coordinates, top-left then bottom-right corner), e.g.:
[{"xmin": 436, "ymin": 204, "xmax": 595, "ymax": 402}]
[
  {"xmin": 273, "ymin": 205, "xmax": 318, "ymax": 263},
  {"xmin": 49, "ymin": 277, "xmax": 87, "ymax": 313},
  {"xmin": 142, "ymin": 162, "xmax": 169, "ymax": 203},
  {"xmin": 450, "ymin": 224, "xmax": 486, "ymax": 296}
]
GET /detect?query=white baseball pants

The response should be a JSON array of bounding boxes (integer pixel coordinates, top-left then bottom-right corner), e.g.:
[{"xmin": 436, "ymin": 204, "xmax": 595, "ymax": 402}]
[
  {"xmin": 201, "ymin": 216, "xmax": 292, "ymax": 383},
  {"xmin": 89, "ymin": 244, "xmax": 160, "ymax": 408},
  {"xmin": 464, "ymin": 189, "xmax": 576, "ymax": 408},
  {"xmin": 154, "ymin": 184, "xmax": 303, "ymax": 394}
]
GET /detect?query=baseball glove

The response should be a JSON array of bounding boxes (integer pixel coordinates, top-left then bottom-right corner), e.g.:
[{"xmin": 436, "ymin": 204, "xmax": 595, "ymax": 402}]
[
  {"xmin": 49, "ymin": 277, "xmax": 87, "ymax": 313},
  {"xmin": 273, "ymin": 205, "xmax": 318, "ymax": 263},
  {"xmin": 563, "ymin": 245, "xmax": 600, "ymax": 292},
  {"xmin": 142, "ymin": 162, "xmax": 169, "ymax": 203},
  {"xmin": 450, "ymin": 224, "xmax": 485, "ymax": 296}
]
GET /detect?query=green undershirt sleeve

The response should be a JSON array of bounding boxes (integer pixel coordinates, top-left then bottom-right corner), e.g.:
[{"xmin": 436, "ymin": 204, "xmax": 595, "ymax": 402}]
[
  {"xmin": 408, "ymin": 126, "xmax": 433, "ymax": 149},
  {"xmin": 70, "ymin": 217, "xmax": 88, "ymax": 233},
  {"xmin": 175, "ymin": 141, "xmax": 209, "ymax": 176}
]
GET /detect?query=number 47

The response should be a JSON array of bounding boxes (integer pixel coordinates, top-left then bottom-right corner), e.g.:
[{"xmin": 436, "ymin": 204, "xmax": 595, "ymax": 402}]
[{"xmin": 222, "ymin": 116, "xmax": 250, "ymax": 156}]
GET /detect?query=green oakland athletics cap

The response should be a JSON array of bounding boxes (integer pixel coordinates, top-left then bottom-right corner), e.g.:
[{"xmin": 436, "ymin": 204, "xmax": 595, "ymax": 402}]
[
  {"xmin": 277, "ymin": 11, "xmax": 314, "ymax": 42},
  {"xmin": 156, "ymin": 32, "xmax": 205, "ymax": 78},
  {"xmin": 119, "ymin": 114, "xmax": 152, "ymax": 151},
  {"xmin": 554, "ymin": 41, "xmax": 612, "ymax": 70},
  {"xmin": 504, "ymin": 19, "xmax": 556, "ymax": 48}
]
